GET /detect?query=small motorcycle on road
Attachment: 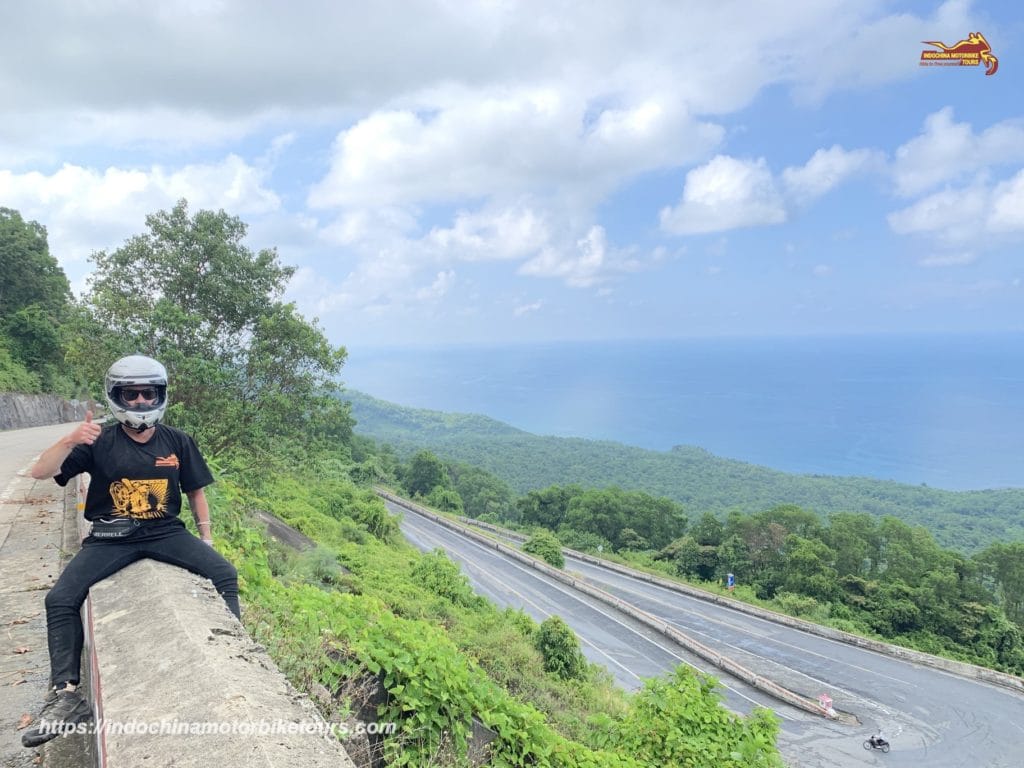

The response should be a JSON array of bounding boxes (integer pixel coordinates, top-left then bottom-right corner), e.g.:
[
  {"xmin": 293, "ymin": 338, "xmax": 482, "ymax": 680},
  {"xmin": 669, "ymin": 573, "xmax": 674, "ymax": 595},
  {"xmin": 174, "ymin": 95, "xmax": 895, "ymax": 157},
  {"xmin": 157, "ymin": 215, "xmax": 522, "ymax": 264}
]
[{"xmin": 863, "ymin": 735, "xmax": 891, "ymax": 753}]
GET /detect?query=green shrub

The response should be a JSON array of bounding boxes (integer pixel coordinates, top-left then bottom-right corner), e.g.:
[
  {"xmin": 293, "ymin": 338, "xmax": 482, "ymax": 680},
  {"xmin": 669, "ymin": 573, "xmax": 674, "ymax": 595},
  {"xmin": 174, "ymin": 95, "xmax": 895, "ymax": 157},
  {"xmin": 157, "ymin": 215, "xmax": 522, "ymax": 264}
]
[
  {"xmin": 556, "ymin": 528, "xmax": 613, "ymax": 553},
  {"xmin": 772, "ymin": 591, "xmax": 824, "ymax": 619},
  {"xmin": 606, "ymin": 666, "xmax": 783, "ymax": 768},
  {"xmin": 410, "ymin": 549, "xmax": 479, "ymax": 607},
  {"xmin": 535, "ymin": 616, "xmax": 588, "ymax": 681},
  {"xmin": 299, "ymin": 546, "xmax": 348, "ymax": 588},
  {"xmin": 426, "ymin": 485, "xmax": 464, "ymax": 513},
  {"xmin": 523, "ymin": 530, "xmax": 565, "ymax": 568}
]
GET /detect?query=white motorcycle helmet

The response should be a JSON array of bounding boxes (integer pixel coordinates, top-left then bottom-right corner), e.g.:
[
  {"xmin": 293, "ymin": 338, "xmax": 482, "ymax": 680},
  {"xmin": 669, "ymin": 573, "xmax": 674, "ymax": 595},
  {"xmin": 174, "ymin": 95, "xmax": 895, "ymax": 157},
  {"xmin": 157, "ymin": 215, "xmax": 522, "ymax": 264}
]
[{"xmin": 104, "ymin": 355, "xmax": 168, "ymax": 431}]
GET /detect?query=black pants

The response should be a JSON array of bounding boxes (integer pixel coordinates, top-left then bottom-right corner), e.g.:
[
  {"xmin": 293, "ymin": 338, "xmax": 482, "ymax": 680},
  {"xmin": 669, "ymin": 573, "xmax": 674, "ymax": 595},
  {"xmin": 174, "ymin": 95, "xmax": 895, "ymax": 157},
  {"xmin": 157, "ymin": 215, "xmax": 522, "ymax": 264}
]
[{"xmin": 44, "ymin": 519, "xmax": 240, "ymax": 687}]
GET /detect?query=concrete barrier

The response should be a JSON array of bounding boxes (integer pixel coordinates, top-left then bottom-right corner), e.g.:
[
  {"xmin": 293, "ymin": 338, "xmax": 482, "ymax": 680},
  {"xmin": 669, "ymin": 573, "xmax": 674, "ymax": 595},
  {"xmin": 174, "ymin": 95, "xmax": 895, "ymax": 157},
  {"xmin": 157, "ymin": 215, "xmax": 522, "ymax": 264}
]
[{"xmin": 71, "ymin": 481, "xmax": 357, "ymax": 768}]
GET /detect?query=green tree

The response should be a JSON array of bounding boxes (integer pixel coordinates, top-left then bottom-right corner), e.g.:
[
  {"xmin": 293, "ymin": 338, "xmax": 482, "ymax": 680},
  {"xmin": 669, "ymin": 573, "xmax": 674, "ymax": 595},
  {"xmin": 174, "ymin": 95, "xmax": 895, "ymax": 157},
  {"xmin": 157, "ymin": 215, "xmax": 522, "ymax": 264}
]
[
  {"xmin": 977, "ymin": 542, "xmax": 1024, "ymax": 626},
  {"xmin": 426, "ymin": 486, "xmax": 464, "ymax": 514},
  {"xmin": 0, "ymin": 209, "xmax": 72, "ymax": 390},
  {"xmin": 405, "ymin": 450, "xmax": 449, "ymax": 497},
  {"xmin": 827, "ymin": 512, "xmax": 881, "ymax": 577},
  {"xmin": 516, "ymin": 484, "xmax": 582, "ymax": 530},
  {"xmin": 876, "ymin": 516, "xmax": 943, "ymax": 585},
  {"xmin": 716, "ymin": 532, "xmax": 753, "ymax": 584},
  {"xmin": 563, "ymin": 487, "xmax": 630, "ymax": 548},
  {"xmin": 671, "ymin": 536, "xmax": 704, "ymax": 579},
  {"xmin": 449, "ymin": 463, "xmax": 514, "ymax": 520},
  {"xmin": 0, "ymin": 339, "xmax": 39, "ymax": 392},
  {"xmin": 618, "ymin": 527, "xmax": 649, "ymax": 551},
  {"xmin": 780, "ymin": 535, "xmax": 839, "ymax": 601},
  {"xmin": 72, "ymin": 200, "xmax": 349, "ymax": 457},
  {"xmin": 0, "ymin": 208, "xmax": 70, "ymax": 319},
  {"xmin": 622, "ymin": 489, "xmax": 686, "ymax": 549},
  {"xmin": 692, "ymin": 512, "xmax": 725, "ymax": 546}
]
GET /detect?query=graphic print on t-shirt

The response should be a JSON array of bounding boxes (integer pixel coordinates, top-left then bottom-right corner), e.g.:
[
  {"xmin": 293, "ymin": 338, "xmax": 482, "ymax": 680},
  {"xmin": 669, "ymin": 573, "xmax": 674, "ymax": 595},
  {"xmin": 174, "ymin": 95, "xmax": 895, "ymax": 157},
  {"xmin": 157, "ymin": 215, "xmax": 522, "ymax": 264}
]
[{"xmin": 109, "ymin": 478, "xmax": 169, "ymax": 519}]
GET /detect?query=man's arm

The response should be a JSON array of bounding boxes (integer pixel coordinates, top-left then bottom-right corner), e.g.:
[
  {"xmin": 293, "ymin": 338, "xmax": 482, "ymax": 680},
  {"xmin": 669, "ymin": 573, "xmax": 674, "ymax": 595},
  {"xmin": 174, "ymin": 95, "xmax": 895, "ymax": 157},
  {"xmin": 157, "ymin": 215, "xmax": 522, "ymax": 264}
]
[
  {"xmin": 30, "ymin": 411, "xmax": 102, "ymax": 480},
  {"xmin": 186, "ymin": 487, "xmax": 214, "ymax": 544}
]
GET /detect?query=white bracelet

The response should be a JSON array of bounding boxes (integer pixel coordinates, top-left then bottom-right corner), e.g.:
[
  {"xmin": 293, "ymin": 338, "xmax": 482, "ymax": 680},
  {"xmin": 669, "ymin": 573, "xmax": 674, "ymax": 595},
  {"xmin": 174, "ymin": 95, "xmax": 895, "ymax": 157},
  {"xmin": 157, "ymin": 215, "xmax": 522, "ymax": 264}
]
[{"xmin": 197, "ymin": 521, "xmax": 212, "ymax": 528}]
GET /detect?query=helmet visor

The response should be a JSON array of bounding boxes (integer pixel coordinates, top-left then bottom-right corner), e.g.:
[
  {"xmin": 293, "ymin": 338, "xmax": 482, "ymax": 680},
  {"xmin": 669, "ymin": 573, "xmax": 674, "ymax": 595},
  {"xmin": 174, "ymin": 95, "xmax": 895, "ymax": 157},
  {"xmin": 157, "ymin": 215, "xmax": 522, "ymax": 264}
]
[{"xmin": 114, "ymin": 385, "xmax": 164, "ymax": 410}]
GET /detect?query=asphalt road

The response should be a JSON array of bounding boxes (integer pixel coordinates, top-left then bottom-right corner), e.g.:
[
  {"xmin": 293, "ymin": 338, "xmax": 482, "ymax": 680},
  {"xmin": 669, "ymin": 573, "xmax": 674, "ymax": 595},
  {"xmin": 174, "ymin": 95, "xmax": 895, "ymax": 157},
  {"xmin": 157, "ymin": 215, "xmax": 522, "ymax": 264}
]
[
  {"xmin": 394, "ymin": 500, "xmax": 792, "ymax": 715},
  {"xmin": 389, "ymin": 499, "xmax": 1024, "ymax": 768}
]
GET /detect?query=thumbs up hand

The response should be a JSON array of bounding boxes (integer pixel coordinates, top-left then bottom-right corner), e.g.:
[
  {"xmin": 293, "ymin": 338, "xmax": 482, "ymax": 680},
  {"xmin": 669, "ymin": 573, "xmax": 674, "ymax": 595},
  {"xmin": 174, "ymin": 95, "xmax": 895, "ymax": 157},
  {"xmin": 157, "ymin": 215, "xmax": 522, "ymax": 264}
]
[{"xmin": 70, "ymin": 410, "xmax": 103, "ymax": 446}]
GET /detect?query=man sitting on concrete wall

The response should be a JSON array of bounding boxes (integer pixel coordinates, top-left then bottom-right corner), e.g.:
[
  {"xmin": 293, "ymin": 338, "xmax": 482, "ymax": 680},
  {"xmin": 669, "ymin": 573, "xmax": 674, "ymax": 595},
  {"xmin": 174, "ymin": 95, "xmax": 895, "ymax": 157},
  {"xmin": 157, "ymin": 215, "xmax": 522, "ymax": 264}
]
[{"xmin": 20, "ymin": 355, "xmax": 240, "ymax": 748}]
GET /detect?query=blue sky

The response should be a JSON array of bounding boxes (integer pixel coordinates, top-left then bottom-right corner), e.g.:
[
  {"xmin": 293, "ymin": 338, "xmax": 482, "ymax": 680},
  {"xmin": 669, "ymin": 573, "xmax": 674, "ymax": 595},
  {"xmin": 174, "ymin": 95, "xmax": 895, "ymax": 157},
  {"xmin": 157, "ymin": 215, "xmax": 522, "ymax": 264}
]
[{"xmin": 1, "ymin": 0, "xmax": 1021, "ymax": 348}]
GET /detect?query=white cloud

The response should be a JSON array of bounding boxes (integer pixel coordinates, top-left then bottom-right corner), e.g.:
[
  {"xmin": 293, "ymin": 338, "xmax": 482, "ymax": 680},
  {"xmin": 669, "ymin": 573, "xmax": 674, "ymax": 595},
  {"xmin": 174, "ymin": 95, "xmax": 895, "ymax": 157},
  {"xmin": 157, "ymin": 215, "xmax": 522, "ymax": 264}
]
[
  {"xmin": 656, "ymin": 143, "xmax": 877, "ymax": 237},
  {"xmin": 0, "ymin": 156, "xmax": 279, "ymax": 272},
  {"xmin": 307, "ymin": 89, "xmax": 722, "ymax": 209},
  {"xmin": 784, "ymin": 0, "xmax": 975, "ymax": 104},
  {"xmin": 782, "ymin": 145, "xmax": 883, "ymax": 204},
  {"xmin": 892, "ymin": 108, "xmax": 1024, "ymax": 197},
  {"xmin": 416, "ymin": 270, "xmax": 456, "ymax": 301},
  {"xmin": 888, "ymin": 184, "xmax": 988, "ymax": 245},
  {"xmin": 520, "ymin": 226, "xmax": 617, "ymax": 288},
  {"xmin": 0, "ymin": 0, "xmax": 1009, "ymax": 344},
  {"xmin": 0, "ymin": 1, "xmax": 957, "ymax": 159},
  {"xmin": 320, "ymin": 207, "xmax": 420, "ymax": 246},
  {"xmin": 426, "ymin": 207, "xmax": 550, "ymax": 261},
  {"xmin": 514, "ymin": 301, "xmax": 543, "ymax": 317},
  {"xmin": 660, "ymin": 155, "xmax": 786, "ymax": 235},
  {"xmin": 989, "ymin": 170, "xmax": 1024, "ymax": 232},
  {"xmin": 918, "ymin": 252, "xmax": 977, "ymax": 267},
  {"xmin": 294, "ymin": 244, "xmax": 421, "ymax": 318},
  {"xmin": 885, "ymin": 111, "xmax": 1024, "ymax": 259},
  {"xmin": 888, "ymin": 168, "xmax": 1024, "ymax": 249},
  {"xmin": 0, "ymin": 108, "xmax": 284, "ymax": 169}
]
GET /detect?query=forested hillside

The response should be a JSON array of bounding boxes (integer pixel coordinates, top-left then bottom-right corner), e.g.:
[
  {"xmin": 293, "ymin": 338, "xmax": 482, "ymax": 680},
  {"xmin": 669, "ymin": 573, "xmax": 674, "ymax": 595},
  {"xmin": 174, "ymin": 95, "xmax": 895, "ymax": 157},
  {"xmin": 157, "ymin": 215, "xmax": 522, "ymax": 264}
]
[{"xmin": 344, "ymin": 390, "xmax": 1024, "ymax": 553}]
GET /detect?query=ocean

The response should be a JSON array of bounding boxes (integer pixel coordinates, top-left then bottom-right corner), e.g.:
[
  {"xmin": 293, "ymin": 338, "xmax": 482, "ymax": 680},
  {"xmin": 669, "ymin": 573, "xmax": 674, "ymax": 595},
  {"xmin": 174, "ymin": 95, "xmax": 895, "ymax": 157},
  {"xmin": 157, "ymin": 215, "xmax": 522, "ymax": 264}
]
[{"xmin": 340, "ymin": 333, "xmax": 1024, "ymax": 491}]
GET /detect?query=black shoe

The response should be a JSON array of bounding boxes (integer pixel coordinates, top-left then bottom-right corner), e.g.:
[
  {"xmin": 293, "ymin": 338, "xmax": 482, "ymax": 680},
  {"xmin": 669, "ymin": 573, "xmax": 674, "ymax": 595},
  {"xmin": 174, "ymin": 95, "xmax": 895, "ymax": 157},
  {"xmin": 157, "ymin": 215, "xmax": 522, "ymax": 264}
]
[{"xmin": 21, "ymin": 687, "xmax": 92, "ymax": 748}]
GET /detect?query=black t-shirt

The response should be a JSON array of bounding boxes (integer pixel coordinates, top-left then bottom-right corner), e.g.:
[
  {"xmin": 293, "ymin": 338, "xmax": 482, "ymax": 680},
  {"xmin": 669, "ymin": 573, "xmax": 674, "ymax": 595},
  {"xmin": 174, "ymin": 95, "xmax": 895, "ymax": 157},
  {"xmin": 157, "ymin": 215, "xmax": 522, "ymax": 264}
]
[{"xmin": 54, "ymin": 423, "xmax": 214, "ymax": 521}]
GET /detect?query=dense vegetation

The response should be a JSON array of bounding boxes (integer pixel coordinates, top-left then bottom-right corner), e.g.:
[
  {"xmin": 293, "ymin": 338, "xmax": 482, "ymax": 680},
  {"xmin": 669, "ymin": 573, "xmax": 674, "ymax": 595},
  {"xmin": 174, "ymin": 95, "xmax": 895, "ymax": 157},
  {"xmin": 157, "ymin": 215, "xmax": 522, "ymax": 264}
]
[
  {"xmin": 345, "ymin": 390, "xmax": 1024, "ymax": 553},
  {"xmin": 1, "ymin": 203, "xmax": 786, "ymax": 767},
  {"xmin": 523, "ymin": 489, "xmax": 1024, "ymax": 673},
  {"xmin": 0, "ymin": 208, "xmax": 74, "ymax": 393}
]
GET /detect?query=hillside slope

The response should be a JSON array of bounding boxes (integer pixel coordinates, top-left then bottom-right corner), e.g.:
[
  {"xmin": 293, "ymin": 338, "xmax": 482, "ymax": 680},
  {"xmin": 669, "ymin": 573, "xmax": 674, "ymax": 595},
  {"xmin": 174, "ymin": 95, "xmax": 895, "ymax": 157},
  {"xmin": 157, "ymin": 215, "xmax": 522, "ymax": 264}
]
[{"xmin": 345, "ymin": 390, "xmax": 1024, "ymax": 553}]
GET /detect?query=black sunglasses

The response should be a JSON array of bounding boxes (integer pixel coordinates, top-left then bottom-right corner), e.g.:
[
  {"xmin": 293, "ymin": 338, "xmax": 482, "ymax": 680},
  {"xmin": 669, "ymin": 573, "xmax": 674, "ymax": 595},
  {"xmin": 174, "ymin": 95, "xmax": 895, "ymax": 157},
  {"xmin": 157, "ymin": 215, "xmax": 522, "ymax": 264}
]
[{"xmin": 119, "ymin": 387, "xmax": 159, "ymax": 404}]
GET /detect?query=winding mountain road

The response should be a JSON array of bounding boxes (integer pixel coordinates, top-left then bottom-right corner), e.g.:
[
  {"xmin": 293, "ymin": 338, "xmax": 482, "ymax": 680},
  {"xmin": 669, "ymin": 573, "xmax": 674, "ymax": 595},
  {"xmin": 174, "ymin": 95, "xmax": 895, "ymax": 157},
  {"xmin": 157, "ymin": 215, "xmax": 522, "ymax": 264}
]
[{"xmin": 387, "ymin": 497, "xmax": 1024, "ymax": 768}]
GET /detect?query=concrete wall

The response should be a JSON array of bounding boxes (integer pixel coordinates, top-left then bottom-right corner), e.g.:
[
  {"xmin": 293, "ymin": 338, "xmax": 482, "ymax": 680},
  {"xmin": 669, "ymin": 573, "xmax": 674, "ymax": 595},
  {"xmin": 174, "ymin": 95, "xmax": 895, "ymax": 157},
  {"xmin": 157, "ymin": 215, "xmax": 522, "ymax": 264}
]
[
  {"xmin": 85, "ymin": 560, "xmax": 357, "ymax": 768},
  {"xmin": 0, "ymin": 393, "xmax": 87, "ymax": 430}
]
